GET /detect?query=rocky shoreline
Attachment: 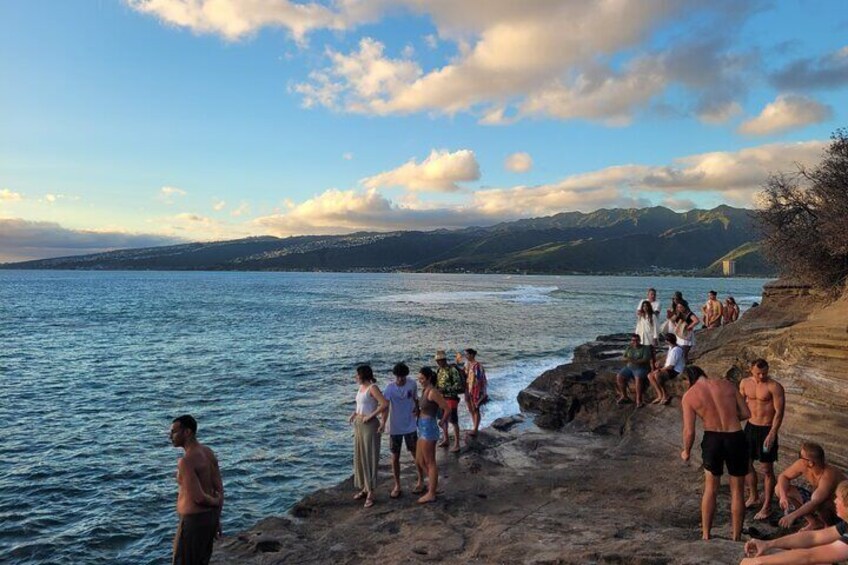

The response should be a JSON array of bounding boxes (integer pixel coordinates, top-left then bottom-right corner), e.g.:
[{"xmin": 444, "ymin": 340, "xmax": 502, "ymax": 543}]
[{"xmin": 211, "ymin": 280, "xmax": 847, "ymax": 564}]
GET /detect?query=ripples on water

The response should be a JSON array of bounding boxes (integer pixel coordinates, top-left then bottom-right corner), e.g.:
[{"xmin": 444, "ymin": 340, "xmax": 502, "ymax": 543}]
[{"xmin": 0, "ymin": 271, "xmax": 769, "ymax": 564}]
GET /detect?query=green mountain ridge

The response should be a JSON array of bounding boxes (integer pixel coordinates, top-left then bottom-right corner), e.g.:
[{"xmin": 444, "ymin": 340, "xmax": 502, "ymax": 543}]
[{"xmin": 1, "ymin": 206, "xmax": 775, "ymax": 275}]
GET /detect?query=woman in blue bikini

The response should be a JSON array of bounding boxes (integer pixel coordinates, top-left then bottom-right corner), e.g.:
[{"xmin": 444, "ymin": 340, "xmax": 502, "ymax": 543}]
[{"xmin": 415, "ymin": 366, "xmax": 449, "ymax": 504}]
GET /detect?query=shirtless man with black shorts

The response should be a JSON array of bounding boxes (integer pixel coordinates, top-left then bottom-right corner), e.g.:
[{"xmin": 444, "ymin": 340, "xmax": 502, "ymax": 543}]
[
  {"xmin": 776, "ymin": 442, "xmax": 846, "ymax": 530},
  {"xmin": 739, "ymin": 358, "xmax": 785, "ymax": 520},
  {"xmin": 170, "ymin": 415, "xmax": 224, "ymax": 565},
  {"xmin": 681, "ymin": 366, "xmax": 751, "ymax": 541}
]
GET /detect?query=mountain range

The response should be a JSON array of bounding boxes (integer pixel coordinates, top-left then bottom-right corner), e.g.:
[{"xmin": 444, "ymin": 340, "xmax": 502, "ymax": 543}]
[{"xmin": 1, "ymin": 205, "xmax": 774, "ymax": 275}]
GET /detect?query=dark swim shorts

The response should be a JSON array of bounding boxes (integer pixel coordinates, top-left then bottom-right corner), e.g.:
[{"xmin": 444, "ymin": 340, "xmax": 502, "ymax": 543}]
[
  {"xmin": 439, "ymin": 398, "xmax": 459, "ymax": 425},
  {"xmin": 173, "ymin": 510, "xmax": 217, "ymax": 565},
  {"xmin": 701, "ymin": 430, "xmax": 748, "ymax": 477},
  {"xmin": 745, "ymin": 422, "xmax": 778, "ymax": 464},
  {"xmin": 389, "ymin": 432, "xmax": 417, "ymax": 454}
]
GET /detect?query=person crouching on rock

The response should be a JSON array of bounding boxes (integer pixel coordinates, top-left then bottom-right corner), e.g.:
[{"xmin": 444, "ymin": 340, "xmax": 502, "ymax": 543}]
[
  {"xmin": 415, "ymin": 366, "xmax": 449, "ymax": 504},
  {"xmin": 647, "ymin": 333, "xmax": 685, "ymax": 405},
  {"xmin": 616, "ymin": 334, "xmax": 655, "ymax": 407},
  {"xmin": 741, "ymin": 480, "xmax": 848, "ymax": 564},
  {"xmin": 349, "ymin": 364, "xmax": 388, "ymax": 508},
  {"xmin": 680, "ymin": 365, "xmax": 751, "ymax": 541},
  {"xmin": 434, "ymin": 350, "xmax": 463, "ymax": 453},
  {"xmin": 774, "ymin": 442, "xmax": 846, "ymax": 531},
  {"xmin": 383, "ymin": 362, "xmax": 423, "ymax": 499}
]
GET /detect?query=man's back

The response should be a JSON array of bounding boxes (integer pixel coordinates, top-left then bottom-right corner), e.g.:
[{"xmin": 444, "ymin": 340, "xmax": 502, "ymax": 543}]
[
  {"xmin": 177, "ymin": 444, "xmax": 219, "ymax": 515},
  {"xmin": 684, "ymin": 378, "xmax": 745, "ymax": 432}
]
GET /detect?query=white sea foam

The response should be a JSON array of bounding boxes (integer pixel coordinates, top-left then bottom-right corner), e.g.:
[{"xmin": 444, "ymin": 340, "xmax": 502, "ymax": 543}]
[{"xmin": 374, "ymin": 285, "xmax": 560, "ymax": 305}]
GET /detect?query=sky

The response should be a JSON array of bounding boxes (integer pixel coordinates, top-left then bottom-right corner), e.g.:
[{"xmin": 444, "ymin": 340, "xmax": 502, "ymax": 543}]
[{"xmin": 1, "ymin": 0, "xmax": 847, "ymax": 262}]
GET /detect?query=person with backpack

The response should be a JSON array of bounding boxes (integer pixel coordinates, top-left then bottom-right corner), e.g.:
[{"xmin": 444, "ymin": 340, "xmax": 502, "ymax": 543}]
[{"xmin": 435, "ymin": 350, "xmax": 464, "ymax": 453}]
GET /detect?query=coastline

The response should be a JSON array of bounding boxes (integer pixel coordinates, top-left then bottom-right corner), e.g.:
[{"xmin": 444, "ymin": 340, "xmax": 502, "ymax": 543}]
[
  {"xmin": 213, "ymin": 275, "xmax": 848, "ymax": 564},
  {"xmin": 211, "ymin": 334, "xmax": 748, "ymax": 564}
]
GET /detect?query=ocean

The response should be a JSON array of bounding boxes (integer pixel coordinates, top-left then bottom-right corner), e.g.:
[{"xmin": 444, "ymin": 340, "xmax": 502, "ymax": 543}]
[{"xmin": 0, "ymin": 271, "xmax": 769, "ymax": 564}]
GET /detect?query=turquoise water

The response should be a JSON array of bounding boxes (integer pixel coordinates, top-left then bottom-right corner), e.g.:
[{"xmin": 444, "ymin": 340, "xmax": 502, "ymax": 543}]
[{"xmin": 0, "ymin": 271, "xmax": 769, "ymax": 564}]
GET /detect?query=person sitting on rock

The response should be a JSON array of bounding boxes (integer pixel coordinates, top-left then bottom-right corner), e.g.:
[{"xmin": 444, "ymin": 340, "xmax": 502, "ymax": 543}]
[
  {"xmin": 615, "ymin": 334, "xmax": 655, "ymax": 407},
  {"xmin": 647, "ymin": 333, "xmax": 685, "ymax": 405},
  {"xmin": 775, "ymin": 442, "xmax": 846, "ymax": 530},
  {"xmin": 740, "ymin": 480, "xmax": 848, "ymax": 565}
]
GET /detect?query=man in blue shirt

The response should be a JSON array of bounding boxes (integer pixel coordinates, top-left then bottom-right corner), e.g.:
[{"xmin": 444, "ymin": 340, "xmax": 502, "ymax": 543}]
[{"xmin": 381, "ymin": 363, "xmax": 422, "ymax": 498}]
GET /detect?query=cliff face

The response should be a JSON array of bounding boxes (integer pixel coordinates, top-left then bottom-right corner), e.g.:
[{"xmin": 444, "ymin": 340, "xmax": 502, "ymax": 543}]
[
  {"xmin": 693, "ymin": 280, "xmax": 848, "ymax": 468},
  {"xmin": 518, "ymin": 279, "xmax": 848, "ymax": 469}
]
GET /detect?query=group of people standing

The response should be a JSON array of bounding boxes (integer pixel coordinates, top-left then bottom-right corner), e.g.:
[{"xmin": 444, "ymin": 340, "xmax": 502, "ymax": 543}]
[
  {"xmin": 348, "ymin": 348, "xmax": 488, "ymax": 508},
  {"xmin": 633, "ymin": 287, "xmax": 740, "ymax": 355}
]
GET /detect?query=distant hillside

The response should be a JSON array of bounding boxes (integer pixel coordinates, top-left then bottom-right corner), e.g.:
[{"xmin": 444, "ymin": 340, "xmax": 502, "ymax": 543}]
[{"xmin": 1, "ymin": 206, "xmax": 776, "ymax": 276}]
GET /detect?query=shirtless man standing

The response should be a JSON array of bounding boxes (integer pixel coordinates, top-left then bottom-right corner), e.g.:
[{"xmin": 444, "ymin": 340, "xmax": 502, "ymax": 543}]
[
  {"xmin": 681, "ymin": 366, "xmax": 751, "ymax": 541},
  {"xmin": 776, "ymin": 442, "xmax": 846, "ymax": 530},
  {"xmin": 739, "ymin": 359, "xmax": 785, "ymax": 520},
  {"xmin": 701, "ymin": 290, "xmax": 724, "ymax": 329},
  {"xmin": 170, "ymin": 415, "xmax": 224, "ymax": 565}
]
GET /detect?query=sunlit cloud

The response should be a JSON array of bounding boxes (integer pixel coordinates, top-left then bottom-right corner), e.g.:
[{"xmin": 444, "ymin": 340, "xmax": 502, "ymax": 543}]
[
  {"xmin": 504, "ymin": 152, "xmax": 533, "ymax": 173},
  {"xmin": 0, "ymin": 188, "xmax": 23, "ymax": 202},
  {"xmin": 362, "ymin": 149, "xmax": 480, "ymax": 192},
  {"xmin": 230, "ymin": 201, "xmax": 251, "ymax": 217},
  {"xmin": 738, "ymin": 94, "xmax": 832, "ymax": 136},
  {"xmin": 212, "ymin": 198, "xmax": 227, "ymax": 211},
  {"xmin": 158, "ymin": 185, "xmax": 188, "ymax": 204}
]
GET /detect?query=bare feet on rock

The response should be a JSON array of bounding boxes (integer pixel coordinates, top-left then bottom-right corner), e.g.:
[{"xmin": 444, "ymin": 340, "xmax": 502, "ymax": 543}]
[
  {"xmin": 745, "ymin": 497, "xmax": 760, "ymax": 509},
  {"xmin": 753, "ymin": 507, "xmax": 771, "ymax": 520},
  {"xmin": 412, "ymin": 484, "xmax": 426, "ymax": 495},
  {"xmin": 650, "ymin": 397, "xmax": 663, "ymax": 405},
  {"xmin": 417, "ymin": 493, "xmax": 436, "ymax": 504},
  {"xmin": 437, "ymin": 440, "xmax": 449, "ymax": 448}
]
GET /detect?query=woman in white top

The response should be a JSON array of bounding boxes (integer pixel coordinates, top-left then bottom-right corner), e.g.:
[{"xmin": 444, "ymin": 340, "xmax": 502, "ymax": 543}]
[
  {"xmin": 635, "ymin": 300, "xmax": 658, "ymax": 346},
  {"xmin": 348, "ymin": 364, "xmax": 388, "ymax": 508}
]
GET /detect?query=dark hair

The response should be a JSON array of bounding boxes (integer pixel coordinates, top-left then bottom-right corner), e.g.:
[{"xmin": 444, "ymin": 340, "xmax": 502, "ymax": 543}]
[
  {"xmin": 801, "ymin": 442, "xmax": 825, "ymax": 466},
  {"xmin": 673, "ymin": 291, "xmax": 683, "ymax": 300},
  {"xmin": 683, "ymin": 365, "xmax": 705, "ymax": 387},
  {"xmin": 708, "ymin": 290, "xmax": 717, "ymax": 297},
  {"xmin": 630, "ymin": 333, "xmax": 641, "ymax": 341},
  {"xmin": 465, "ymin": 348, "xmax": 478, "ymax": 357},
  {"xmin": 726, "ymin": 296, "xmax": 737, "ymax": 305},
  {"xmin": 172, "ymin": 415, "xmax": 197, "ymax": 435},
  {"xmin": 639, "ymin": 300, "xmax": 654, "ymax": 317},
  {"xmin": 665, "ymin": 333, "xmax": 677, "ymax": 344},
  {"xmin": 648, "ymin": 287, "xmax": 656, "ymax": 294},
  {"xmin": 356, "ymin": 365, "xmax": 375, "ymax": 383},
  {"xmin": 419, "ymin": 366, "xmax": 437, "ymax": 386},
  {"xmin": 751, "ymin": 358, "xmax": 769, "ymax": 370},
  {"xmin": 392, "ymin": 362, "xmax": 410, "ymax": 377}
]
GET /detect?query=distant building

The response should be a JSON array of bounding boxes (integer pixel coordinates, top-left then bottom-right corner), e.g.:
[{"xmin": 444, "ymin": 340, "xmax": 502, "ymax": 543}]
[{"xmin": 722, "ymin": 260, "xmax": 736, "ymax": 276}]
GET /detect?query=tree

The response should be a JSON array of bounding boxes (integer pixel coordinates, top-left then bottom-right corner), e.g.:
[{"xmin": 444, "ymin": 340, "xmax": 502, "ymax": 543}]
[{"xmin": 755, "ymin": 129, "xmax": 848, "ymax": 292}]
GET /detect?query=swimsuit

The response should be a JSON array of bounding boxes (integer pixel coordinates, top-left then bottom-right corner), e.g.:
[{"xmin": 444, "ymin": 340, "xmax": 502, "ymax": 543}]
[
  {"xmin": 745, "ymin": 422, "xmax": 778, "ymax": 463},
  {"xmin": 173, "ymin": 510, "xmax": 217, "ymax": 565},
  {"xmin": 418, "ymin": 387, "xmax": 441, "ymax": 441},
  {"xmin": 701, "ymin": 430, "xmax": 748, "ymax": 477}
]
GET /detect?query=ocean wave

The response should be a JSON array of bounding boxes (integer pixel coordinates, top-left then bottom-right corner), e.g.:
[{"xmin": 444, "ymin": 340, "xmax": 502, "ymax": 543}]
[{"xmin": 373, "ymin": 285, "xmax": 560, "ymax": 305}]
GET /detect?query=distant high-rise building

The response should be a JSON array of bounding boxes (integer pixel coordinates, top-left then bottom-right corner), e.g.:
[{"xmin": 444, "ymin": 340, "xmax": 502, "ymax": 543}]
[{"xmin": 722, "ymin": 260, "xmax": 736, "ymax": 276}]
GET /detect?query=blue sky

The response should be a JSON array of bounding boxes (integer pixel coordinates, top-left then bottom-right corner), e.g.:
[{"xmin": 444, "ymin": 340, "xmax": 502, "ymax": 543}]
[{"xmin": 1, "ymin": 0, "xmax": 847, "ymax": 261}]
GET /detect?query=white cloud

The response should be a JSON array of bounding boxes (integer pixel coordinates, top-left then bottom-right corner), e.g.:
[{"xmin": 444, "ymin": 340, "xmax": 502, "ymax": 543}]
[
  {"xmin": 255, "ymin": 138, "xmax": 826, "ymax": 235},
  {"xmin": 159, "ymin": 185, "xmax": 188, "ymax": 204},
  {"xmin": 504, "ymin": 152, "xmax": 533, "ymax": 173},
  {"xmin": 230, "ymin": 201, "xmax": 251, "ymax": 217},
  {"xmin": 212, "ymin": 198, "xmax": 226, "ymax": 211},
  {"xmin": 738, "ymin": 95, "xmax": 832, "ymax": 136},
  {"xmin": 127, "ymin": 0, "xmax": 352, "ymax": 43},
  {"xmin": 424, "ymin": 34, "xmax": 438, "ymax": 49},
  {"xmin": 0, "ymin": 188, "xmax": 23, "ymax": 202},
  {"xmin": 291, "ymin": 2, "xmax": 756, "ymax": 124},
  {"xmin": 342, "ymin": 152, "xmax": 354, "ymax": 160},
  {"xmin": 362, "ymin": 149, "xmax": 480, "ymax": 192}
]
